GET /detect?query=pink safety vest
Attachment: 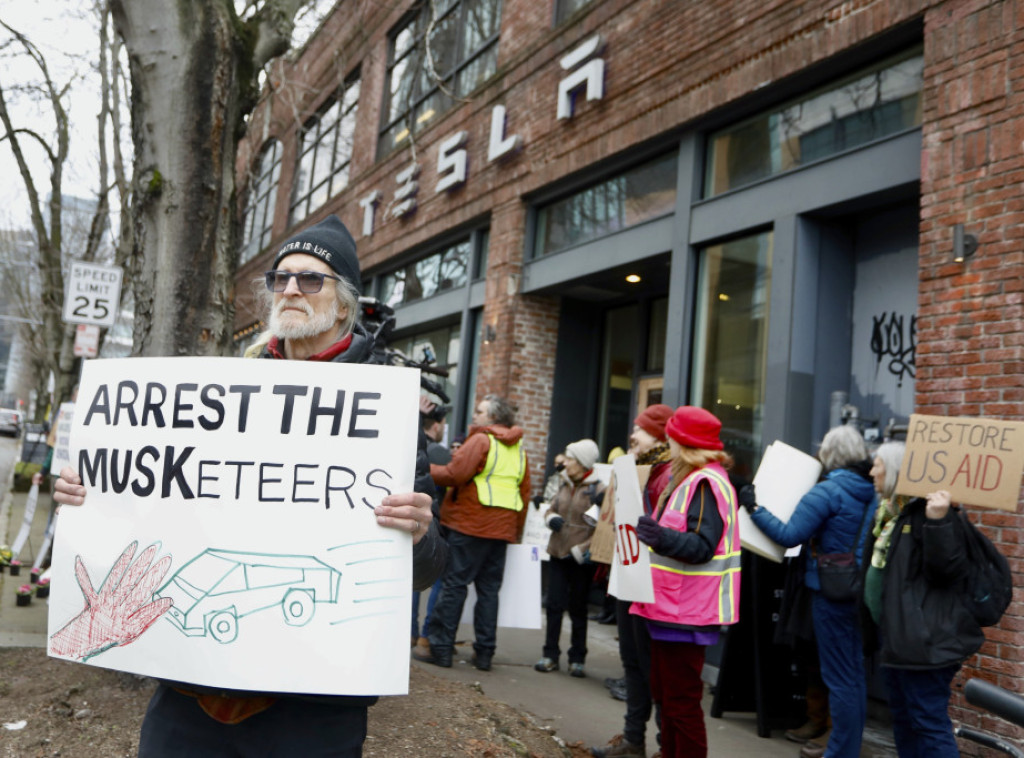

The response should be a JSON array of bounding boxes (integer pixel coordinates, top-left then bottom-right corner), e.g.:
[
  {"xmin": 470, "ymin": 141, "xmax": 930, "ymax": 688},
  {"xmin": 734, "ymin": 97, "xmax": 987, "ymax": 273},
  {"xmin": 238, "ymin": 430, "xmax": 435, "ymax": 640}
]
[{"xmin": 631, "ymin": 462, "xmax": 741, "ymax": 627}]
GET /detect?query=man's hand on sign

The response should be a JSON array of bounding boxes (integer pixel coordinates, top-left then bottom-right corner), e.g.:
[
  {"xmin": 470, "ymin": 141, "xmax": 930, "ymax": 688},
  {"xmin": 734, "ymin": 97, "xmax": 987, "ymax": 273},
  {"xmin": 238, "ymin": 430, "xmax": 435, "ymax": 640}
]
[
  {"xmin": 53, "ymin": 467, "xmax": 87, "ymax": 508},
  {"xmin": 50, "ymin": 542, "xmax": 173, "ymax": 660},
  {"xmin": 375, "ymin": 492, "xmax": 434, "ymax": 545},
  {"xmin": 925, "ymin": 490, "xmax": 952, "ymax": 520}
]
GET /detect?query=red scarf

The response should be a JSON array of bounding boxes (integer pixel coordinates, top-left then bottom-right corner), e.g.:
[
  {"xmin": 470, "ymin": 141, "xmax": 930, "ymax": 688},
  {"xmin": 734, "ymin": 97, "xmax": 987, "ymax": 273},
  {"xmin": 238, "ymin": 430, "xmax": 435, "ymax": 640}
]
[{"xmin": 266, "ymin": 333, "xmax": 353, "ymax": 361}]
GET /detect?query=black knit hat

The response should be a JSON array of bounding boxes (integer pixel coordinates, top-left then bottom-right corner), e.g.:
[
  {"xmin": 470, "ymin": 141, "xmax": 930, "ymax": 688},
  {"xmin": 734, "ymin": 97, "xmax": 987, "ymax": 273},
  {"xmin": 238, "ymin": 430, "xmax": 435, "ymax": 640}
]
[{"xmin": 273, "ymin": 215, "xmax": 360, "ymax": 293}]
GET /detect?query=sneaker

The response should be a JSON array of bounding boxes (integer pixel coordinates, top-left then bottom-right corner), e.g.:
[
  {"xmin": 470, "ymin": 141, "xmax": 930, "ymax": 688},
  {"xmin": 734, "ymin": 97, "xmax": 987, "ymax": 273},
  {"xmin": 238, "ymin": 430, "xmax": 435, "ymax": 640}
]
[
  {"xmin": 603, "ymin": 676, "xmax": 625, "ymax": 690},
  {"xmin": 471, "ymin": 652, "xmax": 492, "ymax": 671},
  {"xmin": 609, "ymin": 682, "xmax": 628, "ymax": 701},
  {"xmin": 569, "ymin": 662, "xmax": 586, "ymax": 678},
  {"xmin": 591, "ymin": 735, "xmax": 645, "ymax": 758},
  {"xmin": 412, "ymin": 643, "xmax": 452, "ymax": 668},
  {"xmin": 533, "ymin": 657, "xmax": 559, "ymax": 672}
]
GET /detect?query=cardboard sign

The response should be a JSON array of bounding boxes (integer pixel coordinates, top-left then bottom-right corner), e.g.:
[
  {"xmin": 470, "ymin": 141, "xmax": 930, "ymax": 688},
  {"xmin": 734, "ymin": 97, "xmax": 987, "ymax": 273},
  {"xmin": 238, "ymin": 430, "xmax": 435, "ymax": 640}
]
[
  {"xmin": 48, "ymin": 357, "xmax": 420, "ymax": 696},
  {"xmin": 740, "ymin": 441, "xmax": 823, "ymax": 563},
  {"xmin": 607, "ymin": 455, "xmax": 655, "ymax": 603},
  {"xmin": 897, "ymin": 414, "xmax": 1024, "ymax": 510}
]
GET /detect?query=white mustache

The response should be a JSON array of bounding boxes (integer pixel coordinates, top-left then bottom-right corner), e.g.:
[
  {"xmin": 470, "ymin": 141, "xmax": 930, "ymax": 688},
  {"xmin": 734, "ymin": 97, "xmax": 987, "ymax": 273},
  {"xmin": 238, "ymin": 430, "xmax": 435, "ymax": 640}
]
[{"xmin": 274, "ymin": 298, "xmax": 313, "ymax": 318}]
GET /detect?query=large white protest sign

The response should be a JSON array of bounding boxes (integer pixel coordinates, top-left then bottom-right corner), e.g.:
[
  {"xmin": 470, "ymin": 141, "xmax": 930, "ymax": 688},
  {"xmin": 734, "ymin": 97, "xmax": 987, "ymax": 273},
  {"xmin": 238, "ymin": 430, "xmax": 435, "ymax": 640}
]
[
  {"xmin": 48, "ymin": 357, "xmax": 420, "ymax": 696},
  {"xmin": 740, "ymin": 441, "xmax": 823, "ymax": 562},
  {"xmin": 460, "ymin": 543, "xmax": 542, "ymax": 629},
  {"xmin": 520, "ymin": 503, "xmax": 552, "ymax": 560},
  {"xmin": 608, "ymin": 455, "xmax": 655, "ymax": 603},
  {"xmin": 50, "ymin": 402, "xmax": 75, "ymax": 475}
]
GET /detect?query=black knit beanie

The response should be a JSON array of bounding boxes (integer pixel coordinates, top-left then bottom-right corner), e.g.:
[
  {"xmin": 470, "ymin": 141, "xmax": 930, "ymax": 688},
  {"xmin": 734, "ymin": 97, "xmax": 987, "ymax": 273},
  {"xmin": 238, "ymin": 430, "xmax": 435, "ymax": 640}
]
[{"xmin": 272, "ymin": 215, "xmax": 360, "ymax": 293}]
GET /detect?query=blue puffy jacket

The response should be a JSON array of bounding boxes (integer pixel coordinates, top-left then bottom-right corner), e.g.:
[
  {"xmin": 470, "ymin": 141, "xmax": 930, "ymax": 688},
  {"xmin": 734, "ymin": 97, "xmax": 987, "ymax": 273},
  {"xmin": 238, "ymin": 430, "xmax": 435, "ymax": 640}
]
[{"xmin": 750, "ymin": 467, "xmax": 877, "ymax": 591}]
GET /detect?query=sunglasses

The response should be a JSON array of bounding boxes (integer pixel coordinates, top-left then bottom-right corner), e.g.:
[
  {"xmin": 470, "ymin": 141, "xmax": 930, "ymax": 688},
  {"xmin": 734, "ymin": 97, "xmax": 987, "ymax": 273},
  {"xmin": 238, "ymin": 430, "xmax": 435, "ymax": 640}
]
[{"xmin": 264, "ymin": 270, "xmax": 341, "ymax": 294}]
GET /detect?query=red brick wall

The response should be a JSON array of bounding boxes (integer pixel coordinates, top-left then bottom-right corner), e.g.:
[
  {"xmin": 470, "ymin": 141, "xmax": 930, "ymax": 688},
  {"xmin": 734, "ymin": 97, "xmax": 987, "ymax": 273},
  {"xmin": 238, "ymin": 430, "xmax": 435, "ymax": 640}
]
[{"xmin": 917, "ymin": 0, "xmax": 1023, "ymax": 741}]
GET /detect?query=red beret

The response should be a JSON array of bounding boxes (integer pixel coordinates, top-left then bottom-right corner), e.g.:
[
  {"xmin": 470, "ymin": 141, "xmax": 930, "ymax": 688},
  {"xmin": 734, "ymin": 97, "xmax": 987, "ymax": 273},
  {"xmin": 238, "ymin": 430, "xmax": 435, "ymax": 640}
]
[
  {"xmin": 634, "ymin": 404, "xmax": 673, "ymax": 441},
  {"xmin": 665, "ymin": 406, "xmax": 723, "ymax": 451}
]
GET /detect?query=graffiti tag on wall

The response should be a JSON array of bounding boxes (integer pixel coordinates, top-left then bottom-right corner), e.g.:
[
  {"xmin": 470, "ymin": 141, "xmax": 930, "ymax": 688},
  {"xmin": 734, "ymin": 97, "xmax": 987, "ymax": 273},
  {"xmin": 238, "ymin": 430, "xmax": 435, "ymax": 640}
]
[{"xmin": 870, "ymin": 312, "xmax": 916, "ymax": 388}]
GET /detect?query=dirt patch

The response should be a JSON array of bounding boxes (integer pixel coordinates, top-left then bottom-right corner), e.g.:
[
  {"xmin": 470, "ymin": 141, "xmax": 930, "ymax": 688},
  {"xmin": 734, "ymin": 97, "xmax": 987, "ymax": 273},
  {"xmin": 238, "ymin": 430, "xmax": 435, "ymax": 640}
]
[{"xmin": 0, "ymin": 648, "xmax": 593, "ymax": 757}]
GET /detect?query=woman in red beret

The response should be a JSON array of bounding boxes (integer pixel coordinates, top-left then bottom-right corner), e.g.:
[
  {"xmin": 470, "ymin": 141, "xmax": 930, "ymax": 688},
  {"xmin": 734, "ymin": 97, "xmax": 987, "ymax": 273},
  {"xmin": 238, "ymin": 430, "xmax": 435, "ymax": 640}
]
[{"xmin": 629, "ymin": 406, "xmax": 740, "ymax": 758}]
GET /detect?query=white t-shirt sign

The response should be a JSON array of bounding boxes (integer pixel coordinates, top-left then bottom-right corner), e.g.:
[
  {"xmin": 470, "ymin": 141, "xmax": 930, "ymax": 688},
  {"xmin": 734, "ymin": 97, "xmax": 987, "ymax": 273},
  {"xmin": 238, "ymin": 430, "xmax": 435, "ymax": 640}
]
[{"xmin": 48, "ymin": 356, "xmax": 420, "ymax": 696}]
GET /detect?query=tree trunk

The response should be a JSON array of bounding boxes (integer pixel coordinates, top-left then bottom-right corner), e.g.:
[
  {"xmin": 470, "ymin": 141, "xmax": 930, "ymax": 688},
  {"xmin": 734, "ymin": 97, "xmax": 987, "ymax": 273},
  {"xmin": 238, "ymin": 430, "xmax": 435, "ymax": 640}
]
[{"xmin": 110, "ymin": 0, "xmax": 246, "ymax": 357}]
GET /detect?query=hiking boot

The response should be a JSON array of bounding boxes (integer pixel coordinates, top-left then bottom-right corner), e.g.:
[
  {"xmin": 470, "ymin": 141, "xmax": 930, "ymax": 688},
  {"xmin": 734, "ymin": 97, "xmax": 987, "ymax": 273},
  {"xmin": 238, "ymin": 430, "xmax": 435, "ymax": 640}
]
[
  {"xmin": 569, "ymin": 662, "xmax": 586, "ymax": 678},
  {"xmin": 785, "ymin": 719, "xmax": 829, "ymax": 744},
  {"xmin": 412, "ymin": 643, "xmax": 451, "ymax": 668},
  {"xmin": 471, "ymin": 651, "xmax": 493, "ymax": 671},
  {"xmin": 534, "ymin": 657, "xmax": 559, "ymax": 672},
  {"xmin": 591, "ymin": 735, "xmax": 645, "ymax": 758}
]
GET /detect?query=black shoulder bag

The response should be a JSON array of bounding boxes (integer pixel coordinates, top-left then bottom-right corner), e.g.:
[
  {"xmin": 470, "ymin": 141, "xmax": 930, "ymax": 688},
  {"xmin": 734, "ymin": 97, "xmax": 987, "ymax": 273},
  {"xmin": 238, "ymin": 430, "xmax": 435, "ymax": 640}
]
[{"xmin": 814, "ymin": 500, "xmax": 872, "ymax": 603}]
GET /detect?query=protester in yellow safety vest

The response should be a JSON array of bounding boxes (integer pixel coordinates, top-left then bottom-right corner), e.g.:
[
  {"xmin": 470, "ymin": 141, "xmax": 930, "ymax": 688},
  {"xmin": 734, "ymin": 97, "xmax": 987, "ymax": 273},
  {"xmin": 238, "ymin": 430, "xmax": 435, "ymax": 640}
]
[
  {"xmin": 630, "ymin": 406, "xmax": 740, "ymax": 758},
  {"xmin": 534, "ymin": 438, "xmax": 605, "ymax": 678},
  {"xmin": 414, "ymin": 394, "xmax": 531, "ymax": 672}
]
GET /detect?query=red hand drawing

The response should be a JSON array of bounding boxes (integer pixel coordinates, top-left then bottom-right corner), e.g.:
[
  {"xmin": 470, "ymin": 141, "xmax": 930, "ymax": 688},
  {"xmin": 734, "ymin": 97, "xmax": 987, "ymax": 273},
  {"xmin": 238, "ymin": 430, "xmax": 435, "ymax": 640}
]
[{"xmin": 50, "ymin": 542, "xmax": 174, "ymax": 661}]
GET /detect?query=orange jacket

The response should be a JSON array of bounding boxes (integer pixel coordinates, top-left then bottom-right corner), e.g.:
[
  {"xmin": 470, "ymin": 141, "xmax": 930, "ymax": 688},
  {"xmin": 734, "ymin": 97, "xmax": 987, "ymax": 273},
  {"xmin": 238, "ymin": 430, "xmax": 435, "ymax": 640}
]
[{"xmin": 431, "ymin": 424, "xmax": 531, "ymax": 542}]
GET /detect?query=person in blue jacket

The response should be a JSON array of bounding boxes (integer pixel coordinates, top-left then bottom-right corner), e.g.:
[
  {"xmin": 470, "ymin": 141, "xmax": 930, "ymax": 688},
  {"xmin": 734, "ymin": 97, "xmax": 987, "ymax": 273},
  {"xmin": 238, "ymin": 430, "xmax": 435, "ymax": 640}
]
[{"xmin": 739, "ymin": 425, "xmax": 877, "ymax": 758}]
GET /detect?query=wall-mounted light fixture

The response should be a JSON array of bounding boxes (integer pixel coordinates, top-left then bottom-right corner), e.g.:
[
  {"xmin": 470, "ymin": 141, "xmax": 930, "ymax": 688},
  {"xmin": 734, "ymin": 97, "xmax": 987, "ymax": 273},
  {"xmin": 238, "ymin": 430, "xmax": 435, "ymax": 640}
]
[
  {"xmin": 953, "ymin": 224, "xmax": 978, "ymax": 263},
  {"xmin": 483, "ymin": 324, "xmax": 497, "ymax": 344}
]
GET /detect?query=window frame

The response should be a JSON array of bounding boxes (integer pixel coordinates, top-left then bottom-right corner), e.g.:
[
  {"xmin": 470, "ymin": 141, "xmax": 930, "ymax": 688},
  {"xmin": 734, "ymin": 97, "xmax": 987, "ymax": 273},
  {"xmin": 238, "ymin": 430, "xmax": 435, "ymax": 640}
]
[
  {"xmin": 239, "ymin": 139, "xmax": 282, "ymax": 264},
  {"xmin": 379, "ymin": 0, "xmax": 502, "ymax": 158},
  {"xmin": 289, "ymin": 73, "xmax": 361, "ymax": 227}
]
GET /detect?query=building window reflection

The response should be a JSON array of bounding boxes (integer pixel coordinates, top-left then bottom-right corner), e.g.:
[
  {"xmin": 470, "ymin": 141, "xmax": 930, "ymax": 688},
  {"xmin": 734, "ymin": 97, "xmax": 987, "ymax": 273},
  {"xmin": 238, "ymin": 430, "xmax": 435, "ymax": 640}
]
[
  {"xmin": 534, "ymin": 152, "xmax": 678, "ymax": 257},
  {"xmin": 691, "ymin": 232, "xmax": 773, "ymax": 479},
  {"xmin": 704, "ymin": 49, "xmax": 922, "ymax": 197},
  {"xmin": 380, "ymin": 233, "xmax": 485, "ymax": 307},
  {"xmin": 239, "ymin": 139, "xmax": 281, "ymax": 264}
]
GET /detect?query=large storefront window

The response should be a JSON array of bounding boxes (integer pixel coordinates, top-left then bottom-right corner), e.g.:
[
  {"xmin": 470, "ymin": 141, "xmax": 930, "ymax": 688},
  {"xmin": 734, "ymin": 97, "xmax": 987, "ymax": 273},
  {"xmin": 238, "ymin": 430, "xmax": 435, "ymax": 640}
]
[
  {"xmin": 704, "ymin": 50, "xmax": 922, "ymax": 197},
  {"xmin": 691, "ymin": 232, "xmax": 773, "ymax": 478},
  {"xmin": 380, "ymin": 0, "xmax": 502, "ymax": 156},
  {"xmin": 389, "ymin": 323, "xmax": 462, "ymax": 420},
  {"xmin": 290, "ymin": 77, "xmax": 360, "ymax": 226},
  {"xmin": 534, "ymin": 152, "xmax": 677, "ymax": 257},
  {"xmin": 379, "ymin": 236, "xmax": 476, "ymax": 307}
]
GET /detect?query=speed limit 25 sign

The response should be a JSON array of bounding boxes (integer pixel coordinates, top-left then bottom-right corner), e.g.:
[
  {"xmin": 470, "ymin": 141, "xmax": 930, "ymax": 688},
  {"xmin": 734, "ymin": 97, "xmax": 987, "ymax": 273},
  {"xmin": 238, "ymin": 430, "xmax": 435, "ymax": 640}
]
[{"xmin": 63, "ymin": 261, "xmax": 123, "ymax": 328}]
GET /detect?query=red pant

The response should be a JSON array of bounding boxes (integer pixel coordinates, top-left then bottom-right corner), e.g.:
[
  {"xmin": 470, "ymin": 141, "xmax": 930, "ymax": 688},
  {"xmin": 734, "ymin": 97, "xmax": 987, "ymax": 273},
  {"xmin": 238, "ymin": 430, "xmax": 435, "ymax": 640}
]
[{"xmin": 649, "ymin": 639, "xmax": 707, "ymax": 758}]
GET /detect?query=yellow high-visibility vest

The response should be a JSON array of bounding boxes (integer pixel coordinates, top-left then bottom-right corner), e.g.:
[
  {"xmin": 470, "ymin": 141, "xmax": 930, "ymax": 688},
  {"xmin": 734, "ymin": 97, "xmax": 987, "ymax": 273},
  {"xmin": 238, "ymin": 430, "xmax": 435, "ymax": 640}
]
[{"xmin": 473, "ymin": 434, "xmax": 526, "ymax": 511}]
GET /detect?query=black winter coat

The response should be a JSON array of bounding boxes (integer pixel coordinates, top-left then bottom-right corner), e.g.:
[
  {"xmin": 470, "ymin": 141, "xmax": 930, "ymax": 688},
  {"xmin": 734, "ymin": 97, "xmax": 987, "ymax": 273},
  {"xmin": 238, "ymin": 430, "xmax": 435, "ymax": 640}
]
[{"xmin": 879, "ymin": 498, "xmax": 985, "ymax": 669}]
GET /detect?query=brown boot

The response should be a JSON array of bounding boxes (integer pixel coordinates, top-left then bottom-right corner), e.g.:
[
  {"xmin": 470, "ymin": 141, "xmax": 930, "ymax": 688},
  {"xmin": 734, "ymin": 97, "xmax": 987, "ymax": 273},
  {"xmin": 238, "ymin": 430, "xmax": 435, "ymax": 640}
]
[
  {"xmin": 413, "ymin": 636, "xmax": 431, "ymax": 656},
  {"xmin": 785, "ymin": 719, "xmax": 829, "ymax": 744}
]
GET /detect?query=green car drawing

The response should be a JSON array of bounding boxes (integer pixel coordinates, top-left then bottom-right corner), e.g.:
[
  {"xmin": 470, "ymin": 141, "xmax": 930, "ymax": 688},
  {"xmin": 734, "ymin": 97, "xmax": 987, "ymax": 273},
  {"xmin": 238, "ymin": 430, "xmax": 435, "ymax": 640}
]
[{"xmin": 158, "ymin": 549, "xmax": 342, "ymax": 644}]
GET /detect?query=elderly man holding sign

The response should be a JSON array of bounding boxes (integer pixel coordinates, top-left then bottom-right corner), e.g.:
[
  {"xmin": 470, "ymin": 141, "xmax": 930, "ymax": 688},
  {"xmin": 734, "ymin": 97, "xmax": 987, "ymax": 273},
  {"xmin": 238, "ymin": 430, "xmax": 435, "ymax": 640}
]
[{"xmin": 53, "ymin": 215, "xmax": 446, "ymax": 758}]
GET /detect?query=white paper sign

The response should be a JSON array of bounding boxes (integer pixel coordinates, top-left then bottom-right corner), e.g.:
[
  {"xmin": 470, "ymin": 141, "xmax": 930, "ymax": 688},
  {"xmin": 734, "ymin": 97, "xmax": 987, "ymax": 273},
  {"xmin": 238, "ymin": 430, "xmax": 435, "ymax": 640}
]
[
  {"xmin": 607, "ymin": 455, "xmax": 655, "ymax": 603},
  {"xmin": 520, "ymin": 503, "xmax": 552, "ymax": 560},
  {"xmin": 48, "ymin": 357, "xmax": 420, "ymax": 696},
  {"xmin": 50, "ymin": 402, "xmax": 75, "ymax": 475},
  {"xmin": 740, "ymin": 441, "xmax": 823, "ymax": 562},
  {"xmin": 11, "ymin": 483, "xmax": 39, "ymax": 558},
  {"xmin": 461, "ymin": 543, "xmax": 542, "ymax": 629}
]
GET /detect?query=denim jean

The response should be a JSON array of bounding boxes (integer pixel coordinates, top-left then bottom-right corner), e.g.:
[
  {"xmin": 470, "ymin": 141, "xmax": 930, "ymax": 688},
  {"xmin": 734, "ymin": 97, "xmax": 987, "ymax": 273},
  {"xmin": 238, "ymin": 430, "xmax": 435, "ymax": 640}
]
[
  {"xmin": 883, "ymin": 664, "xmax": 961, "ymax": 758},
  {"xmin": 811, "ymin": 591, "xmax": 866, "ymax": 758},
  {"xmin": 411, "ymin": 579, "xmax": 442, "ymax": 638},
  {"xmin": 138, "ymin": 685, "xmax": 368, "ymax": 757},
  {"xmin": 427, "ymin": 530, "xmax": 507, "ymax": 656}
]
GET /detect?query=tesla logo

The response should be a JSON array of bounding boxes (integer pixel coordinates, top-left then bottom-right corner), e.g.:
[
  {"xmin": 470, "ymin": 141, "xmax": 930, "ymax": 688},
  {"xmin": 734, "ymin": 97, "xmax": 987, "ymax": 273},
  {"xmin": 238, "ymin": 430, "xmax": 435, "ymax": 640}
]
[{"xmin": 616, "ymin": 524, "xmax": 641, "ymax": 566}]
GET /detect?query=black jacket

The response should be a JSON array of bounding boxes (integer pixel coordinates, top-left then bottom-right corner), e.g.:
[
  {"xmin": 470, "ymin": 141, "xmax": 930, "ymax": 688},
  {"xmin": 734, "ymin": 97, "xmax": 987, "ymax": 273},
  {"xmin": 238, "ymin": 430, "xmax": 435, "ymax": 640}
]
[{"xmin": 879, "ymin": 498, "xmax": 984, "ymax": 669}]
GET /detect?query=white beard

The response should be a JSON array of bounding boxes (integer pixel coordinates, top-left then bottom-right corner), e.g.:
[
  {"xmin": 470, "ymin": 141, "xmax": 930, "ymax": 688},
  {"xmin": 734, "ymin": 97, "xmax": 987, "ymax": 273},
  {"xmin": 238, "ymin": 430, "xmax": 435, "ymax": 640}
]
[{"xmin": 269, "ymin": 298, "xmax": 338, "ymax": 341}]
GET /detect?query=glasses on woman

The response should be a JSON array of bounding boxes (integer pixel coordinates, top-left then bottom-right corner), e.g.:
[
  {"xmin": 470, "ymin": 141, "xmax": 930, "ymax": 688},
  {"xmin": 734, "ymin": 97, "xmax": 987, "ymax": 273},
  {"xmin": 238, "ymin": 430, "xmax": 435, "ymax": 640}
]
[{"xmin": 264, "ymin": 270, "xmax": 341, "ymax": 293}]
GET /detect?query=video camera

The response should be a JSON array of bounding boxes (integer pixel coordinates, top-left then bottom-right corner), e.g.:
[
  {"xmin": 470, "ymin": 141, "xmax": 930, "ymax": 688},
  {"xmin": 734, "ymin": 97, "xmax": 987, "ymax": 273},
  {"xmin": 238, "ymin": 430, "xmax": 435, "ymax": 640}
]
[{"xmin": 359, "ymin": 296, "xmax": 452, "ymax": 404}]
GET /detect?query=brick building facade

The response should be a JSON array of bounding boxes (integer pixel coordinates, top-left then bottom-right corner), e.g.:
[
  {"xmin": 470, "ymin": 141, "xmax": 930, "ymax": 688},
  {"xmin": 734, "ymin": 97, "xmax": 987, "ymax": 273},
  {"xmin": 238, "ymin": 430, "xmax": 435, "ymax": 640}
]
[{"xmin": 234, "ymin": 0, "xmax": 1023, "ymax": 736}]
